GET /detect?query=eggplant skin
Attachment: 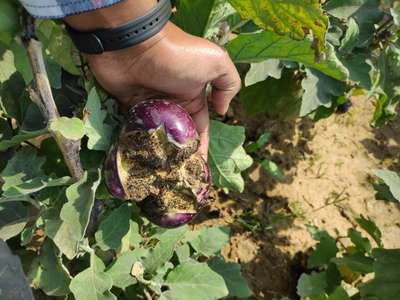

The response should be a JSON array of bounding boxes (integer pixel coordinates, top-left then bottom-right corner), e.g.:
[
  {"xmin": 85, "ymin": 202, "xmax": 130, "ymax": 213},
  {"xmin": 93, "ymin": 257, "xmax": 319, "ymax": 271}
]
[{"xmin": 126, "ymin": 99, "xmax": 198, "ymax": 146}]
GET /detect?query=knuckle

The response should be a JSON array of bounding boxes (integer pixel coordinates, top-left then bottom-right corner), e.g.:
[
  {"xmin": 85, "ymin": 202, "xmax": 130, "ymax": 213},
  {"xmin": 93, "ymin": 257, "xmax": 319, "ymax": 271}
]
[
  {"xmin": 181, "ymin": 97, "xmax": 206, "ymax": 115},
  {"xmin": 190, "ymin": 99, "xmax": 206, "ymax": 115}
]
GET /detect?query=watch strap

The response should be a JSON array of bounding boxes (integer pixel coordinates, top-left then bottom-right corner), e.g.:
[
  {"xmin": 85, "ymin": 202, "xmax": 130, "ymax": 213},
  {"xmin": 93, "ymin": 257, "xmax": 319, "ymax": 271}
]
[{"xmin": 66, "ymin": 0, "xmax": 171, "ymax": 54}]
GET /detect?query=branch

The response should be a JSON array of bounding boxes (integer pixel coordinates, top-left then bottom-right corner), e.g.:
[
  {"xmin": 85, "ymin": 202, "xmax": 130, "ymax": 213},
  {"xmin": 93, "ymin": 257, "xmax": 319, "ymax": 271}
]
[
  {"xmin": 21, "ymin": 11, "xmax": 84, "ymax": 181},
  {"xmin": 143, "ymin": 287, "xmax": 153, "ymax": 300}
]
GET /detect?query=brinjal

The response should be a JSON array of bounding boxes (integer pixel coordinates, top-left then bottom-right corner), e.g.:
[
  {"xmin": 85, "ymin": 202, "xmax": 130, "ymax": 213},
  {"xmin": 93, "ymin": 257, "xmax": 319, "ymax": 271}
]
[{"xmin": 104, "ymin": 100, "xmax": 210, "ymax": 228}]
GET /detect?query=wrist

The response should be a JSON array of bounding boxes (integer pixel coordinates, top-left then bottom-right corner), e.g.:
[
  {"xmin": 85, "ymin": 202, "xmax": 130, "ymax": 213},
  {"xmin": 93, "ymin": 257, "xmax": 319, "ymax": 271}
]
[
  {"xmin": 65, "ymin": 0, "xmax": 170, "ymax": 55},
  {"xmin": 64, "ymin": 0, "xmax": 157, "ymax": 31},
  {"xmin": 85, "ymin": 21, "xmax": 169, "ymax": 64}
]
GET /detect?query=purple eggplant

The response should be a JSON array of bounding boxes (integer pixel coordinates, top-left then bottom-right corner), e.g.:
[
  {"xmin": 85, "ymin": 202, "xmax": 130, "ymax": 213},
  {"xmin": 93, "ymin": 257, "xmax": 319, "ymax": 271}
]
[{"xmin": 104, "ymin": 100, "xmax": 210, "ymax": 228}]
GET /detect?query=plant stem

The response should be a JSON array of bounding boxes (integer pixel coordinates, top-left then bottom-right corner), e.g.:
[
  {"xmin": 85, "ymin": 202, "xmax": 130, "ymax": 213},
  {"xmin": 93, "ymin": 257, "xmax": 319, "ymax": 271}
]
[
  {"xmin": 143, "ymin": 287, "xmax": 153, "ymax": 300},
  {"xmin": 21, "ymin": 11, "xmax": 84, "ymax": 181}
]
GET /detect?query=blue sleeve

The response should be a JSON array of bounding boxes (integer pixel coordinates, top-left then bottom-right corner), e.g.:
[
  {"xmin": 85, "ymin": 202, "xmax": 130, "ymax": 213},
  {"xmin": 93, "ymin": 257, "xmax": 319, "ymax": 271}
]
[{"xmin": 19, "ymin": 0, "xmax": 123, "ymax": 19}]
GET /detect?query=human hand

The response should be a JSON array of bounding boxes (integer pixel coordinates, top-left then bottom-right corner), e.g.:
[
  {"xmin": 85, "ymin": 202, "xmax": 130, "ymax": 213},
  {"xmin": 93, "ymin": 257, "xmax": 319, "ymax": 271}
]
[{"xmin": 84, "ymin": 21, "xmax": 240, "ymax": 158}]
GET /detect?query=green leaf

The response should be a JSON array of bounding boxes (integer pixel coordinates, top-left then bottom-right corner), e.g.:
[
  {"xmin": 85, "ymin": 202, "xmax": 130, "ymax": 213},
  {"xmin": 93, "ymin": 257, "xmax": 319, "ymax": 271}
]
[
  {"xmin": 208, "ymin": 121, "xmax": 253, "ymax": 192},
  {"xmin": 172, "ymin": 0, "xmax": 215, "ymax": 37},
  {"xmin": 95, "ymin": 204, "xmax": 131, "ymax": 251},
  {"xmin": 308, "ymin": 229, "xmax": 338, "ymax": 268},
  {"xmin": 245, "ymin": 132, "xmax": 270, "ymax": 153},
  {"xmin": 173, "ymin": 0, "xmax": 236, "ymax": 38},
  {"xmin": 46, "ymin": 171, "xmax": 101, "ymax": 259},
  {"xmin": 355, "ymin": 215, "xmax": 382, "ymax": 247},
  {"xmin": 143, "ymin": 226, "xmax": 187, "ymax": 274},
  {"xmin": 348, "ymin": 228, "xmax": 371, "ymax": 253},
  {"xmin": 0, "ymin": 147, "xmax": 45, "ymax": 191},
  {"xmin": 341, "ymin": 53, "xmax": 372, "ymax": 90},
  {"xmin": 106, "ymin": 248, "xmax": 147, "ymax": 289},
  {"xmin": 187, "ymin": 226, "xmax": 230, "ymax": 257},
  {"xmin": 324, "ymin": 0, "xmax": 366, "ymax": 19},
  {"xmin": 226, "ymin": 32, "xmax": 348, "ymax": 81},
  {"xmin": 0, "ymin": 47, "xmax": 16, "ymax": 83},
  {"xmin": 371, "ymin": 42, "xmax": 400, "ymax": 126},
  {"xmin": 297, "ymin": 271, "xmax": 328, "ymax": 298},
  {"xmin": 227, "ymin": 0, "xmax": 328, "ymax": 58},
  {"xmin": 120, "ymin": 220, "xmax": 143, "ymax": 253},
  {"xmin": 9, "ymin": 42, "xmax": 33, "ymax": 84},
  {"xmin": 326, "ymin": 18, "xmax": 344, "ymax": 47},
  {"xmin": 40, "ymin": 138, "xmax": 70, "ymax": 177},
  {"xmin": 301, "ymin": 68, "xmax": 346, "ymax": 117},
  {"xmin": 0, "ymin": 147, "xmax": 72, "ymax": 197},
  {"xmin": 373, "ymin": 181, "xmax": 398, "ymax": 203},
  {"xmin": 46, "ymin": 223, "xmax": 83, "ymax": 260},
  {"xmin": 260, "ymin": 159, "xmax": 285, "ymax": 181},
  {"xmin": 0, "ymin": 116, "xmax": 12, "ymax": 139},
  {"xmin": 0, "ymin": 72, "xmax": 27, "ymax": 122},
  {"xmin": 339, "ymin": 18, "xmax": 359, "ymax": 53},
  {"xmin": 245, "ymin": 59, "xmax": 282, "ymax": 87},
  {"xmin": 0, "ymin": 0, "xmax": 19, "ymax": 44},
  {"xmin": 70, "ymin": 253, "xmax": 116, "ymax": 300},
  {"xmin": 333, "ymin": 252, "xmax": 374, "ymax": 274},
  {"xmin": 62, "ymin": 171, "xmax": 99, "ymax": 233},
  {"xmin": 21, "ymin": 103, "xmax": 46, "ymax": 132},
  {"xmin": 128, "ymin": 220, "xmax": 142, "ymax": 247},
  {"xmin": 328, "ymin": 286, "xmax": 351, "ymax": 300},
  {"xmin": 208, "ymin": 256, "xmax": 252, "ymax": 298},
  {"xmin": 0, "ymin": 202, "xmax": 29, "ymax": 240},
  {"xmin": 49, "ymin": 117, "xmax": 85, "ymax": 141},
  {"xmin": 20, "ymin": 226, "xmax": 35, "ymax": 246},
  {"xmin": 165, "ymin": 261, "xmax": 228, "ymax": 300},
  {"xmin": 325, "ymin": 0, "xmax": 383, "ymax": 47},
  {"xmin": 0, "ymin": 129, "xmax": 48, "ymax": 152},
  {"xmin": 36, "ymin": 20, "xmax": 80, "ymax": 75},
  {"xmin": 0, "ymin": 195, "xmax": 40, "ymax": 208},
  {"xmin": 28, "ymin": 240, "xmax": 71, "ymax": 296},
  {"xmin": 150, "ymin": 261, "xmax": 174, "ymax": 295},
  {"xmin": 84, "ymin": 88, "xmax": 113, "ymax": 151},
  {"xmin": 45, "ymin": 57, "xmax": 62, "ymax": 89},
  {"xmin": 240, "ymin": 70, "xmax": 302, "ymax": 118},
  {"xmin": 360, "ymin": 249, "xmax": 400, "ymax": 300},
  {"xmin": 175, "ymin": 244, "xmax": 191, "ymax": 263},
  {"xmin": 392, "ymin": 1, "xmax": 400, "ymax": 27},
  {"xmin": 1, "ymin": 175, "xmax": 71, "ymax": 198},
  {"xmin": 373, "ymin": 169, "xmax": 400, "ymax": 202},
  {"xmin": 326, "ymin": 263, "xmax": 342, "ymax": 293},
  {"xmin": 0, "ymin": 147, "xmax": 71, "ymax": 197}
]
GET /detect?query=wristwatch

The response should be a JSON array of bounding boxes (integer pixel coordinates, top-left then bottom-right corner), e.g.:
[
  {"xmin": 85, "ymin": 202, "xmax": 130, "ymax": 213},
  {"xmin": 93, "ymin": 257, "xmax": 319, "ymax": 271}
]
[{"xmin": 66, "ymin": 0, "xmax": 171, "ymax": 54}]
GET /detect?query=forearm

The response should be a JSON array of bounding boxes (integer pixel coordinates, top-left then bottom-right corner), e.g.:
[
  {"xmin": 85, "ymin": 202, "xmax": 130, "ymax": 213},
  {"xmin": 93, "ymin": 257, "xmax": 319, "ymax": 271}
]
[{"xmin": 64, "ymin": 0, "xmax": 157, "ymax": 31}]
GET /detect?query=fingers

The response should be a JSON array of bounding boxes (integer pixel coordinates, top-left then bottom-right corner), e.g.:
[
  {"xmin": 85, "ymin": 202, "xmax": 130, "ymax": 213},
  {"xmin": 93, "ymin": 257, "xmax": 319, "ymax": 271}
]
[
  {"xmin": 179, "ymin": 89, "xmax": 209, "ymax": 160},
  {"xmin": 211, "ymin": 53, "xmax": 241, "ymax": 115},
  {"xmin": 191, "ymin": 101, "xmax": 209, "ymax": 160}
]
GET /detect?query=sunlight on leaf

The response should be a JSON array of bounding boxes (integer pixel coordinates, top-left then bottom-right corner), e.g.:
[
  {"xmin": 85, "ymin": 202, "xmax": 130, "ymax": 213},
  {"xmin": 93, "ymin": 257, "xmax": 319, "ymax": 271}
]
[
  {"xmin": 208, "ymin": 121, "xmax": 253, "ymax": 192},
  {"xmin": 228, "ymin": 0, "xmax": 328, "ymax": 58},
  {"xmin": 227, "ymin": 32, "xmax": 348, "ymax": 81},
  {"xmin": 50, "ymin": 117, "xmax": 85, "ymax": 141}
]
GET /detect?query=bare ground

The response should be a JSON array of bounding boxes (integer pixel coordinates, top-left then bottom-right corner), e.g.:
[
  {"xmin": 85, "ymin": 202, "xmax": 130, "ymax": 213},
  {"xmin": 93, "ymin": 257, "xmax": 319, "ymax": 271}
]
[{"xmin": 194, "ymin": 96, "xmax": 400, "ymax": 299}]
